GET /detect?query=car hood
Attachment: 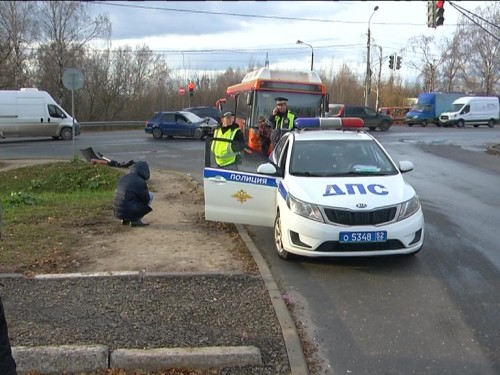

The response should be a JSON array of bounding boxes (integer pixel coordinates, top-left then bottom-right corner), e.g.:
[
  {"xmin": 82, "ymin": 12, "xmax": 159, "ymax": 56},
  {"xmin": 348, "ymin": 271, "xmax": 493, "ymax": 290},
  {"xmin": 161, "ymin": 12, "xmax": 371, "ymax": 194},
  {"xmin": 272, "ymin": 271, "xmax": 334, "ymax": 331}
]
[{"xmin": 284, "ymin": 174, "xmax": 415, "ymax": 209}]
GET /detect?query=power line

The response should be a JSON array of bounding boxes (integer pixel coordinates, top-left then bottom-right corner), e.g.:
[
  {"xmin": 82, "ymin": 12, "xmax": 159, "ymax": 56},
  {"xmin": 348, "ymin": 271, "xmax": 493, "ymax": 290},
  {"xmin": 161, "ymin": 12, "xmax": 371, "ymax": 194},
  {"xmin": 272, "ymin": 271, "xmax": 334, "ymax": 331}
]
[
  {"xmin": 448, "ymin": 1, "xmax": 500, "ymax": 42},
  {"xmin": 93, "ymin": 1, "xmax": 459, "ymax": 27}
]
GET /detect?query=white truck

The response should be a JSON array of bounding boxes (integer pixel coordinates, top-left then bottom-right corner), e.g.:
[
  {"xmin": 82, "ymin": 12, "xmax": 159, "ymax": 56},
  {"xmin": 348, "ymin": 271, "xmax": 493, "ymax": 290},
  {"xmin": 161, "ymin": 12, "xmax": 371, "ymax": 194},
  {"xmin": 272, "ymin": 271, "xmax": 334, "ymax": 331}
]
[
  {"xmin": 439, "ymin": 96, "xmax": 499, "ymax": 128},
  {"xmin": 0, "ymin": 88, "xmax": 80, "ymax": 140}
]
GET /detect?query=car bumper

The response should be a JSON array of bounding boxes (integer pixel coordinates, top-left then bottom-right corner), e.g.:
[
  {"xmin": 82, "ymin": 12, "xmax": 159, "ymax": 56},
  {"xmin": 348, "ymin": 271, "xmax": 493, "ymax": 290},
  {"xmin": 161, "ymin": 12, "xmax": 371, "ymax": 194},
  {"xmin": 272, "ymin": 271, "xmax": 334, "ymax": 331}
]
[
  {"xmin": 280, "ymin": 208, "xmax": 425, "ymax": 257},
  {"xmin": 144, "ymin": 127, "xmax": 153, "ymax": 134}
]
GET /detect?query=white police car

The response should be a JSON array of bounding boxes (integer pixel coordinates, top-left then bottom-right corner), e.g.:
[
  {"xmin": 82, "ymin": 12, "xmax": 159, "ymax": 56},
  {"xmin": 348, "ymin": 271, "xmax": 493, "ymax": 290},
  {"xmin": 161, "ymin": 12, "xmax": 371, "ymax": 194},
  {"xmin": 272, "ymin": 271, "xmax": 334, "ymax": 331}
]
[{"xmin": 203, "ymin": 118, "xmax": 424, "ymax": 259}]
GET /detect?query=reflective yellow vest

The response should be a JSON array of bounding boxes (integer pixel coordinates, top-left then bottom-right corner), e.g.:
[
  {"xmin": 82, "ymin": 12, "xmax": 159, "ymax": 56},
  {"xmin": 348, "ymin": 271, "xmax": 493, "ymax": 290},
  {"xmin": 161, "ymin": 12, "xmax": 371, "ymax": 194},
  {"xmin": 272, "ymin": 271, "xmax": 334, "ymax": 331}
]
[
  {"xmin": 274, "ymin": 111, "xmax": 296, "ymax": 130},
  {"xmin": 212, "ymin": 127, "xmax": 240, "ymax": 167}
]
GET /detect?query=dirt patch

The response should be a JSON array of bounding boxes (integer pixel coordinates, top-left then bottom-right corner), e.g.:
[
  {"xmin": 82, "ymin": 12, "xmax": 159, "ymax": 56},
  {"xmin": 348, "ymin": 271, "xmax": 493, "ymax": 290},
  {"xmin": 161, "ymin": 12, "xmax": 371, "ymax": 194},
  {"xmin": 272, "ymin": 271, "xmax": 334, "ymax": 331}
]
[{"xmin": 0, "ymin": 160, "xmax": 257, "ymax": 275}]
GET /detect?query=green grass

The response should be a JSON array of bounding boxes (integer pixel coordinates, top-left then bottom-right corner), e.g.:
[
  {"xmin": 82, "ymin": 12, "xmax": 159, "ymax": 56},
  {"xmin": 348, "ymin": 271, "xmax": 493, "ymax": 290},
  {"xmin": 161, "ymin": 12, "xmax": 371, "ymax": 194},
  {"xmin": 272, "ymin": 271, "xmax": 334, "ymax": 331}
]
[{"xmin": 0, "ymin": 160, "xmax": 125, "ymax": 274}]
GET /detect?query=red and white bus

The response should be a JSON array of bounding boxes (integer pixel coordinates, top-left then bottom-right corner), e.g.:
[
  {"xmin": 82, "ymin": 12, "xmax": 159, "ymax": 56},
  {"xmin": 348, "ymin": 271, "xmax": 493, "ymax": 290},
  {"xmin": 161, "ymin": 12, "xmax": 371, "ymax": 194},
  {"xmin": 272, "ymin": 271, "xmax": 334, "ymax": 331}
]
[{"xmin": 217, "ymin": 68, "xmax": 329, "ymax": 154}]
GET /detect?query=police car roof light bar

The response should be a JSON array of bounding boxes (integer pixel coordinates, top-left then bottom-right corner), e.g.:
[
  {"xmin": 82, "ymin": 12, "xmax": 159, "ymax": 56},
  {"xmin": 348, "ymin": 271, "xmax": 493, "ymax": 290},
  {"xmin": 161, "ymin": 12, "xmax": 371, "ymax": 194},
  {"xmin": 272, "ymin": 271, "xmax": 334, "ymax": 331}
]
[{"xmin": 295, "ymin": 117, "xmax": 364, "ymax": 131}]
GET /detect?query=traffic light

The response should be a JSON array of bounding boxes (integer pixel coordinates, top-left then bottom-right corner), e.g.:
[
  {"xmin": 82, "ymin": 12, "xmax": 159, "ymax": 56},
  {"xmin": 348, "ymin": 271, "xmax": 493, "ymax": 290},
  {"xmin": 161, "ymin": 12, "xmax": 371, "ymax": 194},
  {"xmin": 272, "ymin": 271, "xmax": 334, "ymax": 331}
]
[
  {"xmin": 436, "ymin": 0, "xmax": 445, "ymax": 27},
  {"xmin": 396, "ymin": 56, "xmax": 402, "ymax": 70},
  {"xmin": 188, "ymin": 81, "xmax": 195, "ymax": 96},
  {"xmin": 427, "ymin": 0, "xmax": 435, "ymax": 28},
  {"xmin": 389, "ymin": 55, "xmax": 394, "ymax": 70}
]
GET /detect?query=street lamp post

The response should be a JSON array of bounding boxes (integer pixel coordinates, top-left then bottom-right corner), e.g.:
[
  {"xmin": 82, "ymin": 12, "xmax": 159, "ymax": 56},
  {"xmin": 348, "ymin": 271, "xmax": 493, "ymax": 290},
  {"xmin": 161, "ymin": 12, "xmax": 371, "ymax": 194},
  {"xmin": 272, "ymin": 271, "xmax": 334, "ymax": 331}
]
[
  {"xmin": 296, "ymin": 40, "xmax": 314, "ymax": 71},
  {"xmin": 364, "ymin": 6, "xmax": 379, "ymax": 107}
]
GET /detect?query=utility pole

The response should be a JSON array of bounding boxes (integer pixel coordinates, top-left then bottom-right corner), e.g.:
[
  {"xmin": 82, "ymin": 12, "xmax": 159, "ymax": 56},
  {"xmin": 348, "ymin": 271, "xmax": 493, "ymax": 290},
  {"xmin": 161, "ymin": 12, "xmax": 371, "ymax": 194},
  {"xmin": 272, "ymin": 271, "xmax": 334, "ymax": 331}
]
[
  {"xmin": 376, "ymin": 46, "xmax": 383, "ymax": 111},
  {"xmin": 365, "ymin": 6, "xmax": 379, "ymax": 107}
]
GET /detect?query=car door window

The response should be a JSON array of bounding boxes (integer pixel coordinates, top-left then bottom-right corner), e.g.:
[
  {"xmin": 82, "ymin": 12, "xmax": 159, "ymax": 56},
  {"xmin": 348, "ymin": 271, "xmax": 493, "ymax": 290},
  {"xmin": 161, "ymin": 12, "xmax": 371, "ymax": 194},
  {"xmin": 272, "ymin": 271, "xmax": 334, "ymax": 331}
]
[
  {"xmin": 346, "ymin": 107, "xmax": 362, "ymax": 116},
  {"xmin": 162, "ymin": 113, "xmax": 175, "ymax": 122},
  {"xmin": 176, "ymin": 115, "xmax": 188, "ymax": 124},
  {"xmin": 364, "ymin": 107, "xmax": 377, "ymax": 117}
]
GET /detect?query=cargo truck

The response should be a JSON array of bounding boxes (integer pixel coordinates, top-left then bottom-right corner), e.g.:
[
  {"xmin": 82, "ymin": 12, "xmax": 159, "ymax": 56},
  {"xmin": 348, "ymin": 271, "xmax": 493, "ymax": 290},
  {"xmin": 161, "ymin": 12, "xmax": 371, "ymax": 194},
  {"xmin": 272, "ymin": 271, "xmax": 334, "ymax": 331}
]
[{"xmin": 405, "ymin": 92, "xmax": 466, "ymax": 127}]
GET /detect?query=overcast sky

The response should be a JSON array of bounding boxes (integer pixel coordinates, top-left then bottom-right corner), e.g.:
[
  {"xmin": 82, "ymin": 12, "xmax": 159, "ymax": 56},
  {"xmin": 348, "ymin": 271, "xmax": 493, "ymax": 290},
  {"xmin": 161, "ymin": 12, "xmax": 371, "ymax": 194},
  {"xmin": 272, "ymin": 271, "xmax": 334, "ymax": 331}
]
[{"xmin": 90, "ymin": 1, "xmax": 484, "ymax": 81}]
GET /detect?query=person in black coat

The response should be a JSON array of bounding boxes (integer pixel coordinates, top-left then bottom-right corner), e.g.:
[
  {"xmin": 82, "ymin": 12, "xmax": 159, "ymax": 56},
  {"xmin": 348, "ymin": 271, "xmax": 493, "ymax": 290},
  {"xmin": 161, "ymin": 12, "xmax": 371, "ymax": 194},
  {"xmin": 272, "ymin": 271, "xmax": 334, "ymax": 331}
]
[
  {"xmin": 113, "ymin": 161, "xmax": 153, "ymax": 227},
  {"xmin": 0, "ymin": 295, "xmax": 17, "ymax": 374}
]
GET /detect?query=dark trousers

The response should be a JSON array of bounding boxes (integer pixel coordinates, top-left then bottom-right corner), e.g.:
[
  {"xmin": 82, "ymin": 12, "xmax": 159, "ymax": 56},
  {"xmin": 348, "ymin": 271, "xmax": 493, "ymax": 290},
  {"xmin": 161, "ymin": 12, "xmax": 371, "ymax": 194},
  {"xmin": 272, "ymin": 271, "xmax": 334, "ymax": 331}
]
[{"xmin": 0, "ymin": 296, "xmax": 17, "ymax": 375}]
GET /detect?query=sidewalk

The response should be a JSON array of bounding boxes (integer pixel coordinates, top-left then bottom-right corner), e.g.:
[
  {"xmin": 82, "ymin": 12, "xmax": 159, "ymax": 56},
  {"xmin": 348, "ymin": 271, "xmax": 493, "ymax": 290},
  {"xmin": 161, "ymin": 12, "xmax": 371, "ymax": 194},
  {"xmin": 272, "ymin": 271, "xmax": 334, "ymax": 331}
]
[{"xmin": 0, "ymin": 164, "xmax": 309, "ymax": 374}]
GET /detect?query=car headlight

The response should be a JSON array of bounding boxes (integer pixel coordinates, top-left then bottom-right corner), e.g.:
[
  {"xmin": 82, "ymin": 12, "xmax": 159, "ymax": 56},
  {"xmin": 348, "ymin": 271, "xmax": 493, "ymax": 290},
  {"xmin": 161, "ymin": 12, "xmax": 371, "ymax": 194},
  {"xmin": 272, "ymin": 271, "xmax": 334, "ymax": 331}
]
[
  {"xmin": 287, "ymin": 194, "xmax": 324, "ymax": 222},
  {"xmin": 397, "ymin": 195, "xmax": 421, "ymax": 221}
]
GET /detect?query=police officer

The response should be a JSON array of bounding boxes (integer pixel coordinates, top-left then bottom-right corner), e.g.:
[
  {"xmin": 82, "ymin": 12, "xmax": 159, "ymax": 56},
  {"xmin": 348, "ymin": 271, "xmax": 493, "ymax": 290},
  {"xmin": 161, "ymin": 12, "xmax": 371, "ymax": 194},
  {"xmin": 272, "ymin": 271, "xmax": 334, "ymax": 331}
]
[
  {"xmin": 212, "ymin": 111, "xmax": 245, "ymax": 169},
  {"xmin": 269, "ymin": 97, "xmax": 296, "ymax": 146}
]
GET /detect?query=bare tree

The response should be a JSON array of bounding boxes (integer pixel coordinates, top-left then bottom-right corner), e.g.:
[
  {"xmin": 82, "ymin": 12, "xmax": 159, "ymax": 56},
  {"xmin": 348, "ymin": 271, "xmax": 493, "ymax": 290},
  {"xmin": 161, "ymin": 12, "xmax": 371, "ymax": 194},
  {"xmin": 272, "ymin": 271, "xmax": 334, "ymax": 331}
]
[
  {"xmin": 438, "ymin": 34, "xmax": 466, "ymax": 92},
  {"xmin": 457, "ymin": 2, "xmax": 500, "ymax": 95},
  {"xmin": 407, "ymin": 35, "xmax": 446, "ymax": 92},
  {"xmin": 35, "ymin": 0, "xmax": 110, "ymax": 104},
  {"xmin": 0, "ymin": 1, "xmax": 38, "ymax": 88}
]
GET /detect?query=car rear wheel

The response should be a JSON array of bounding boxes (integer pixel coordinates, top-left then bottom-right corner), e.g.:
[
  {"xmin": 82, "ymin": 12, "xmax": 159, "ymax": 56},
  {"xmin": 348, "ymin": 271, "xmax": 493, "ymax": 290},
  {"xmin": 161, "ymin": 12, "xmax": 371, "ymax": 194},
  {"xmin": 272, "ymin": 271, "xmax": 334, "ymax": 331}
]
[
  {"xmin": 274, "ymin": 211, "xmax": 292, "ymax": 260},
  {"xmin": 194, "ymin": 128, "xmax": 204, "ymax": 140},
  {"xmin": 152, "ymin": 127, "xmax": 163, "ymax": 139},
  {"xmin": 488, "ymin": 119, "xmax": 495, "ymax": 128}
]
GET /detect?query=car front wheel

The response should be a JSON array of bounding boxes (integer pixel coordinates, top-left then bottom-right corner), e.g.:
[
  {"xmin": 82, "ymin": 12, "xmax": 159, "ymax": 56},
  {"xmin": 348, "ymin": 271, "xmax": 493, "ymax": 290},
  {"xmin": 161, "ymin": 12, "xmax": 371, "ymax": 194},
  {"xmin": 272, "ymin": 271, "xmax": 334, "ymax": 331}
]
[
  {"xmin": 194, "ymin": 128, "xmax": 204, "ymax": 140},
  {"xmin": 60, "ymin": 127, "xmax": 73, "ymax": 140},
  {"xmin": 152, "ymin": 127, "xmax": 163, "ymax": 139},
  {"xmin": 274, "ymin": 211, "xmax": 292, "ymax": 260}
]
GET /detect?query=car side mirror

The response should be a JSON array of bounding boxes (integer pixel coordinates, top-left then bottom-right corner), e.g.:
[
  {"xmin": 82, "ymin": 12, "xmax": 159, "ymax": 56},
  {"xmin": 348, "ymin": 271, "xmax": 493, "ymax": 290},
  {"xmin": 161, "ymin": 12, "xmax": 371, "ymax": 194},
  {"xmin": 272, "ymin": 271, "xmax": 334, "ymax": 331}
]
[
  {"xmin": 398, "ymin": 160, "xmax": 414, "ymax": 173},
  {"xmin": 257, "ymin": 163, "xmax": 277, "ymax": 175}
]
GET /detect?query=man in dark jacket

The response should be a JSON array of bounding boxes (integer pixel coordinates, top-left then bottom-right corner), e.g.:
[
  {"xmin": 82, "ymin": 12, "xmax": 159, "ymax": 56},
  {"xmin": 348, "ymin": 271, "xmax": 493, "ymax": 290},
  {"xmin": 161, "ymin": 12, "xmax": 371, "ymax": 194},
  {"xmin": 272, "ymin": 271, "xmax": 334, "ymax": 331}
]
[
  {"xmin": 113, "ymin": 161, "xmax": 153, "ymax": 227},
  {"xmin": 0, "ymin": 295, "xmax": 17, "ymax": 374}
]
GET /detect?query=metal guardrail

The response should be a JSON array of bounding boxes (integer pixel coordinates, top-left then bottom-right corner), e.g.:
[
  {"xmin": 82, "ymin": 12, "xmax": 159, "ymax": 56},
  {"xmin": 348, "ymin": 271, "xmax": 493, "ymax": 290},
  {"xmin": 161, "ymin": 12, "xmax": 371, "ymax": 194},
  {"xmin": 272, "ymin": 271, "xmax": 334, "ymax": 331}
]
[{"xmin": 79, "ymin": 121, "xmax": 145, "ymax": 128}]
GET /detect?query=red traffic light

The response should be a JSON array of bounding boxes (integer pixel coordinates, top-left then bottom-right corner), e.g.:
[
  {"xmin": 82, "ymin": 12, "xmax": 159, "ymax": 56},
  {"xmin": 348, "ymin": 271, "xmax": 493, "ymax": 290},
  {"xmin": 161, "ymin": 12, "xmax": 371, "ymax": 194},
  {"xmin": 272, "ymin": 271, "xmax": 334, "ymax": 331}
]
[
  {"xmin": 188, "ymin": 82, "xmax": 195, "ymax": 92},
  {"xmin": 436, "ymin": 0, "xmax": 444, "ymax": 8}
]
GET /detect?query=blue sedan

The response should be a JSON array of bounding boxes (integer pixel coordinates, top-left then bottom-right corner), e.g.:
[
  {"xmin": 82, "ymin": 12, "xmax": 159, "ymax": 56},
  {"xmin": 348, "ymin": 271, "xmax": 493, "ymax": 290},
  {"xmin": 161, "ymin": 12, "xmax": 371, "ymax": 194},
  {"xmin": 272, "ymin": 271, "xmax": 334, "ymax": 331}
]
[{"xmin": 145, "ymin": 110, "xmax": 217, "ymax": 140}]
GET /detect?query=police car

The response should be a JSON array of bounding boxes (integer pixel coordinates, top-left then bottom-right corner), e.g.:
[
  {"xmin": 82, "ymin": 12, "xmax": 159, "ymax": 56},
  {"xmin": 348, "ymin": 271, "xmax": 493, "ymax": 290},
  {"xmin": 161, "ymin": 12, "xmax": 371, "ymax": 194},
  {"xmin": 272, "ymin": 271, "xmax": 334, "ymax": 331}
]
[{"xmin": 203, "ymin": 118, "xmax": 424, "ymax": 259}]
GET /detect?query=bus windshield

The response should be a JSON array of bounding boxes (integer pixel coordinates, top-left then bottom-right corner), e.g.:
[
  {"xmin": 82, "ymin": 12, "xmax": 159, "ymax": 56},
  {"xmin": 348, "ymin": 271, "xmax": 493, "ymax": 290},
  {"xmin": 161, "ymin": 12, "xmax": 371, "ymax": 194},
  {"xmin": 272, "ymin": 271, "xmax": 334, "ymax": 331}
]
[{"xmin": 251, "ymin": 91, "xmax": 323, "ymax": 128}]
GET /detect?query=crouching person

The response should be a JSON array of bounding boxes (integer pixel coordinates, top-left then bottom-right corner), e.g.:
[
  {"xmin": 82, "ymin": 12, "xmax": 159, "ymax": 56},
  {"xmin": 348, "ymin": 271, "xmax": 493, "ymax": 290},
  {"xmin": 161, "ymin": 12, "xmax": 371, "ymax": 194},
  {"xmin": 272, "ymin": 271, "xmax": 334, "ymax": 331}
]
[{"xmin": 114, "ymin": 161, "xmax": 153, "ymax": 227}]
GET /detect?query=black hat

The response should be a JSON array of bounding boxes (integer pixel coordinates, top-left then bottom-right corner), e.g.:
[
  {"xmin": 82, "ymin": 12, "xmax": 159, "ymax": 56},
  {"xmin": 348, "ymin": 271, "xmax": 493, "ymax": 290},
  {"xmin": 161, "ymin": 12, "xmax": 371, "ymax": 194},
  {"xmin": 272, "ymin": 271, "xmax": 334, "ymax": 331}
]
[
  {"xmin": 222, "ymin": 111, "xmax": 234, "ymax": 118},
  {"xmin": 275, "ymin": 97, "xmax": 288, "ymax": 104}
]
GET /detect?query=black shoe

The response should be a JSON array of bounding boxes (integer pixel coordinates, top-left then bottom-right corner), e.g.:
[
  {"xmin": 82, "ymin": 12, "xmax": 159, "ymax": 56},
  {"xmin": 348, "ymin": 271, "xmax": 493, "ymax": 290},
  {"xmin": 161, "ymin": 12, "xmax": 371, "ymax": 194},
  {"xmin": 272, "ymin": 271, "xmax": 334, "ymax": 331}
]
[
  {"xmin": 131, "ymin": 221, "xmax": 149, "ymax": 227},
  {"xmin": 122, "ymin": 220, "xmax": 130, "ymax": 225}
]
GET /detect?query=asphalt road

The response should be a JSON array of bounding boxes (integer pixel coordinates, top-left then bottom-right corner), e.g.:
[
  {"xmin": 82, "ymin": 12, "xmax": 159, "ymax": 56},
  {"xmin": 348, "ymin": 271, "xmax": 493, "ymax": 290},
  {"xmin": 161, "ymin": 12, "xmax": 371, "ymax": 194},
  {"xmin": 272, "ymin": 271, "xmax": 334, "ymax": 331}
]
[{"xmin": 2, "ymin": 126, "xmax": 500, "ymax": 374}]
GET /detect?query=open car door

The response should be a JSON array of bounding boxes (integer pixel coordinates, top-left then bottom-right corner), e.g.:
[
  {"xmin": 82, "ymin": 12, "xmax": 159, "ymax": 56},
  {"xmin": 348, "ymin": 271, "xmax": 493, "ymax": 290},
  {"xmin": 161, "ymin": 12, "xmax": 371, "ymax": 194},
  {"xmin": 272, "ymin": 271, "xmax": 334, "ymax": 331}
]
[{"xmin": 203, "ymin": 137, "xmax": 278, "ymax": 227}]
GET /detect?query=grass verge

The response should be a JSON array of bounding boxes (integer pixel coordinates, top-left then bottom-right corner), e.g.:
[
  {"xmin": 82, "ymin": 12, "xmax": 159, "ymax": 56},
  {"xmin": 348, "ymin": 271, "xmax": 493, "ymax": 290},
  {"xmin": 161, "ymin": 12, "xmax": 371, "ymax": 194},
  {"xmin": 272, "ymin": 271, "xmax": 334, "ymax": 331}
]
[{"xmin": 0, "ymin": 160, "xmax": 125, "ymax": 274}]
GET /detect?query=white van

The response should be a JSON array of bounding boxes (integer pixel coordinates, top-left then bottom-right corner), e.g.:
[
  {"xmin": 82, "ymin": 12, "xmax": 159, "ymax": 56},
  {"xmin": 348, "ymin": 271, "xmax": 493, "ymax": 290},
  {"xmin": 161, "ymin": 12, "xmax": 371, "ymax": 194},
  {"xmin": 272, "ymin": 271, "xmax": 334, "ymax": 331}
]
[
  {"xmin": 0, "ymin": 88, "xmax": 80, "ymax": 140},
  {"xmin": 439, "ymin": 96, "xmax": 499, "ymax": 128}
]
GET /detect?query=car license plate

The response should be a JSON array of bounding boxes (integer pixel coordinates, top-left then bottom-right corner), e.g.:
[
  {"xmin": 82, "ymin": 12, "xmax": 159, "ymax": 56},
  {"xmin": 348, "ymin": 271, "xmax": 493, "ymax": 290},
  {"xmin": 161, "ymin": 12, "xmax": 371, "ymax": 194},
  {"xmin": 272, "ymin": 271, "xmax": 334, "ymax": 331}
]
[{"xmin": 339, "ymin": 231, "xmax": 387, "ymax": 243}]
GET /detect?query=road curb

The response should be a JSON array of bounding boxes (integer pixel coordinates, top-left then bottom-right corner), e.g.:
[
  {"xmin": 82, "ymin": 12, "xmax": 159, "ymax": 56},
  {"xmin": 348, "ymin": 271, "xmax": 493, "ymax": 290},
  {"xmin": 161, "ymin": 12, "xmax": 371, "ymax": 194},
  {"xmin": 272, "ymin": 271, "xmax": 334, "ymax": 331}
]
[
  {"xmin": 236, "ymin": 224, "xmax": 310, "ymax": 375},
  {"xmin": 12, "ymin": 345, "xmax": 261, "ymax": 373},
  {"xmin": 111, "ymin": 346, "xmax": 262, "ymax": 371}
]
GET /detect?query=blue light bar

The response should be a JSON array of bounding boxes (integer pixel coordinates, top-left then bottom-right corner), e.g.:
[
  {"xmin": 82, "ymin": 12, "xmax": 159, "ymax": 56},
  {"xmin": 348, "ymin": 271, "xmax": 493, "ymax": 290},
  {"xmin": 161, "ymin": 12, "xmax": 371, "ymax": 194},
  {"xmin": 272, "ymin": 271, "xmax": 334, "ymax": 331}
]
[{"xmin": 295, "ymin": 117, "xmax": 342, "ymax": 130}]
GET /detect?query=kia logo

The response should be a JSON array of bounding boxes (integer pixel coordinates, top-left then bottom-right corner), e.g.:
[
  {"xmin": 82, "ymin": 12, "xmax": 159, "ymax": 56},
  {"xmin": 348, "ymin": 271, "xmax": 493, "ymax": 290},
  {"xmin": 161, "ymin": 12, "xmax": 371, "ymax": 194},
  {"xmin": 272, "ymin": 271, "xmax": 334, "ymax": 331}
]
[{"xmin": 356, "ymin": 203, "xmax": 367, "ymax": 208}]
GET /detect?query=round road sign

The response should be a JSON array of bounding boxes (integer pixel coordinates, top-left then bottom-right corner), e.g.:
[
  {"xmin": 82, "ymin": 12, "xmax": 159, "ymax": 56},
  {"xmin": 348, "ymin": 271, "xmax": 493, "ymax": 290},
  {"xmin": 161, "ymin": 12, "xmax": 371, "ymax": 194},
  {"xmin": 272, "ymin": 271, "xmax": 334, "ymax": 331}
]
[
  {"xmin": 62, "ymin": 67, "xmax": 84, "ymax": 91},
  {"xmin": 178, "ymin": 87, "xmax": 186, "ymax": 96}
]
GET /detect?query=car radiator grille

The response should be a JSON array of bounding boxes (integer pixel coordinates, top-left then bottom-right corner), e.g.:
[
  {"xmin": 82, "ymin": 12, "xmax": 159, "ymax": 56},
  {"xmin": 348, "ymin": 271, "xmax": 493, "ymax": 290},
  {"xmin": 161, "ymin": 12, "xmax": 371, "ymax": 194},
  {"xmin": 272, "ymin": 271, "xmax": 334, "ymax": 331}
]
[
  {"xmin": 316, "ymin": 240, "xmax": 404, "ymax": 252},
  {"xmin": 323, "ymin": 207, "xmax": 397, "ymax": 225}
]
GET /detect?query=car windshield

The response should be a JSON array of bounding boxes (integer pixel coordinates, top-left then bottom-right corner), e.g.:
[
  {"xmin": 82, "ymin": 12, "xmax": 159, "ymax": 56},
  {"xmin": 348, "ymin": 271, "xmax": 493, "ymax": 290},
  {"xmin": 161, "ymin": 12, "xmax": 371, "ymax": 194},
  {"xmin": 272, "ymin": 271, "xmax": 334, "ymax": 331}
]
[
  {"xmin": 289, "ymin": 139, "xmax": 398, "ymax": 177},
  {"xmin": 182, "ymin": 112, "xmax": 204, "ymax": 123}
]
